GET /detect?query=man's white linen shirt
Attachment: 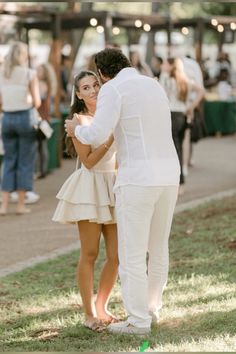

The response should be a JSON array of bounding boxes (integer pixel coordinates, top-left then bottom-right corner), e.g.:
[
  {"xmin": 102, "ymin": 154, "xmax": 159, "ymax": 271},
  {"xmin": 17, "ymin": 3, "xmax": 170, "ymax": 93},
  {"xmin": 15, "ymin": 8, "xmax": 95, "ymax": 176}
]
[{"xmin": 75, "ymin": 68, "xmax": 180, "ymax": 191}]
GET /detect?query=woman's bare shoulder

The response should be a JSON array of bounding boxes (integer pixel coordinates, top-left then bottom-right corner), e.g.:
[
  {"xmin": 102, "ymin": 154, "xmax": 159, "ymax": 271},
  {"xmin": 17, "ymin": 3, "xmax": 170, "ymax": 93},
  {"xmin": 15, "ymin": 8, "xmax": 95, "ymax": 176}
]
[{"xmin": 74, "ymin": 113, "xmax": 93, "ymax": 126}]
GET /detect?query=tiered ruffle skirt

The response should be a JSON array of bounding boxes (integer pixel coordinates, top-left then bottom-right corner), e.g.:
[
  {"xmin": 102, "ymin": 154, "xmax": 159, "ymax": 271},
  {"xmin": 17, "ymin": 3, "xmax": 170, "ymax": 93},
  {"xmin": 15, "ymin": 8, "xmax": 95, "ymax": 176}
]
[{"xmin": 52, "ymin": 168, "xmax": 116, "ymax": 224}]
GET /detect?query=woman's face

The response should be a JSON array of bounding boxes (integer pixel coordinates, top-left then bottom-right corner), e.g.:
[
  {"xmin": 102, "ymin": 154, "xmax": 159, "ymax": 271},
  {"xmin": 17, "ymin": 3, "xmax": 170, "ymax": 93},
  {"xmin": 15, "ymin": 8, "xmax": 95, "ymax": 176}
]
[{"xmin": 76, "ymin": 75, "xmax": 100, "ymax": 106}]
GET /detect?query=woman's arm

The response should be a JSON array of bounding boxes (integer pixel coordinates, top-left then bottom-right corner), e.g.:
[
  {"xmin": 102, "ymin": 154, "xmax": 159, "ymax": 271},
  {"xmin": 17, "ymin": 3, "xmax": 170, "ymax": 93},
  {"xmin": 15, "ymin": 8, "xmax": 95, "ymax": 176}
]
[
  {"xmin": 71, "ymin": 115, "xmax": 114, "ymax": 169},
  {"xmin": 29, "ymin": 74, "xmax": 41, "ymax": 109},
  {"xmin": 71, "ymin": 135, "xmax": 114, "ymax": 170},
  {"xmin": 186, "ymin": 83, "xmax": 205, "ymax": 118}
]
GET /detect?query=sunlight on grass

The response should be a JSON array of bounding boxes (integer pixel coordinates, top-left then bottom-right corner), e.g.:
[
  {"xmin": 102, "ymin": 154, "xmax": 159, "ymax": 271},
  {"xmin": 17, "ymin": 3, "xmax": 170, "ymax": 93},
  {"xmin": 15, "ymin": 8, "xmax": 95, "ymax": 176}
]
[{"xmin": 0, "ymin": 195, "xmax": 236, "ymax": 351}]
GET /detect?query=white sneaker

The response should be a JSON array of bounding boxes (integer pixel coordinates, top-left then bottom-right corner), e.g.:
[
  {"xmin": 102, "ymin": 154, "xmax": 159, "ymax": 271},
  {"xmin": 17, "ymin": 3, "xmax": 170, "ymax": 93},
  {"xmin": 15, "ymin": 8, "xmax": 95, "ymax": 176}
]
[
  {"xmin": 149, "ymin": 311, "xmax": 160, "ymax": 325},
  {"xmin": 10, "ymin": 192, "xmax": 40, "ymax": 204},
  {"xmin": 10, "ymin": 192, "xmax": 18, "ymax": 203},
  {"xmin": 107, "ymin": 320, "xmax": 150, "ymax": 335},
  {"xmin": 25, "ymin": 192, "xmax": 40, "ymax": 204}
]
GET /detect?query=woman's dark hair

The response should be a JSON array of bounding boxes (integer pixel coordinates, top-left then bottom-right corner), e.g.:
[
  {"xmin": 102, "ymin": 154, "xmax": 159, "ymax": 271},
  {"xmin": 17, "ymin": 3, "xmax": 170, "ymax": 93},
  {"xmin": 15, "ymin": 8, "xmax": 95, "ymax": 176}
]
[
  {"xmin": 95, "ymin": 48, "xmax": 131, "ymax": 79},
  {"xmin": 65, "ymin": 70, "xmax": 98, "ymax": 158}
]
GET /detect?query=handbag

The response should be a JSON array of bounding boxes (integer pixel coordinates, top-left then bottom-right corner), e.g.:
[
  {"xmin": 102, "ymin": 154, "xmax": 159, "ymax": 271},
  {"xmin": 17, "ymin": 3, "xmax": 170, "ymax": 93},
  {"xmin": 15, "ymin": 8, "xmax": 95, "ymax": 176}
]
[
  {"xmin": 38, "ymin": 119, "xmax": 53, "ymax": 139},
  {"xmin": 32, "ymin": 109, "xmax": 53, "ymax": 140}
]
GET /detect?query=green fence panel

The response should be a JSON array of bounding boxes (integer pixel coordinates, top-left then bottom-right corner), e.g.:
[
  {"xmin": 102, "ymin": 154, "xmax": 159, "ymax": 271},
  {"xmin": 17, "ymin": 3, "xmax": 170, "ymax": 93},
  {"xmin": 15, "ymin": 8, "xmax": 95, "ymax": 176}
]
[
  {"xmin": 204, "ymin": 100, "xmax": 236, "ymax": 135},
  {"xmin": 47, "ymin": 118, "xmax": 62, "ymax": 171}
]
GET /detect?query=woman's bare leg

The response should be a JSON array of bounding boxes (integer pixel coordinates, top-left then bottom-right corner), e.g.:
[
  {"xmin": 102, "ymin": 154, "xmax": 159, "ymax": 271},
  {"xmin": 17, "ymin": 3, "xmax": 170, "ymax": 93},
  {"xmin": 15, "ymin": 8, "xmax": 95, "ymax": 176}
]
[
  {"xmin": 0, "ymin": 191, "xmax": 10, "ymax": 214},
  {"xmin": 16, "ymin": 190, "xmax": 30, "ymax": 214},
  {"xmin": 77, "ymin": 220, "xmax": 102, "ymax": 325},
  {"xmin": 95, "ymin": 223, "xmax": 119, "ymax": 322}
]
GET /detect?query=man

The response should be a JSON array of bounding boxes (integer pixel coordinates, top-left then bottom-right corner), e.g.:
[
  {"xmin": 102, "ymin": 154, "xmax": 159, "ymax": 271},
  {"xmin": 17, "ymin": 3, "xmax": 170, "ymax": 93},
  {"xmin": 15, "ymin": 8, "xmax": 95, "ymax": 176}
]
[{"xmin": 65, "ymin": 48, "xmax": 180, "ymax": 335}]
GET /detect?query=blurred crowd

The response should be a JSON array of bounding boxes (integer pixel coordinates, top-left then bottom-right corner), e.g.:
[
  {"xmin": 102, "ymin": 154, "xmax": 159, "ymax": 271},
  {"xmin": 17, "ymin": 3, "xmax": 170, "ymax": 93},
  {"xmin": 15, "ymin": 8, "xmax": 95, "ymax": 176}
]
[{"xmin": 0, "ymin": 40, "xmax": 235, "ymax": 214}]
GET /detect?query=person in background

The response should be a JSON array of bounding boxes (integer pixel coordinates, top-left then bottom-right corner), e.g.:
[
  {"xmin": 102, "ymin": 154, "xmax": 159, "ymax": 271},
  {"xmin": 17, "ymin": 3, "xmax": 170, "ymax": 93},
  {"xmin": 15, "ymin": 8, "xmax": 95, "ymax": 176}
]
[
  {"xmin": 151, "ymin": 55, "xmax": 163, "ymax": 79},
  {"xmin": 129, "ymin": 51, "xmax": 153, "ymax": 77},
  {"xmin": 0, "ymin": 41, "xmax": 41, "ymax": 215},
  {"xmin": 36, "ymin": 62, "xmax": 57, "ymax": 178},
  {"xmin": 160, "ymin": 57, "xmax": 204, "ymax": 195},
  {"xmin": 53, "ymin": 70, "xmax": 118, "ymax": 331},
  {"xmin": 214, "ymin": 51, "xmax": 232, "ymax": 80},
  {"xmin": 182, "ymin": 55, "xmax": 205, "ymax": 175},
  {"xmin": 60, "ymin": 54, "xmax": 72, "ymax": 103},
  {"xmin": 217, "ymin": 68, "xmax": 233, "ymax": 100}
]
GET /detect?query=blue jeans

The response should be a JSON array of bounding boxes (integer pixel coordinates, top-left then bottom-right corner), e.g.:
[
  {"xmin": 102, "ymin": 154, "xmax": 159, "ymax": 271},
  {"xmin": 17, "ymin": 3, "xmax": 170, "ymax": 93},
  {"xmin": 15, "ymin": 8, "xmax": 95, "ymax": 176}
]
[{"xmin": 1, "ymin": 109, "xmax": 37, "ymax": 192}]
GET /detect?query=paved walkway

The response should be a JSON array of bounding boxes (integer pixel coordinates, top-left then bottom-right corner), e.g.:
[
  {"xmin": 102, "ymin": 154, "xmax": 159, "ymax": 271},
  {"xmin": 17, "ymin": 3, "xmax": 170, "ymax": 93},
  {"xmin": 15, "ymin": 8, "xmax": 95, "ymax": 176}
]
[{"xmin": 0, "ymin": 135, "xmax": 236, "ymax": 277}]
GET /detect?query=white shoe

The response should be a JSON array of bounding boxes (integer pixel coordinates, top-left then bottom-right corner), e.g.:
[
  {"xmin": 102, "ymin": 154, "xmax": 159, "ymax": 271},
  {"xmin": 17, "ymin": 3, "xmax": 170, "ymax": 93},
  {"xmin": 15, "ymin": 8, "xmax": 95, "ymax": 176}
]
[
  {"xmin": 25, "ymin": 192, "xmax": 40, "ymax": 204},
  {"xmin": 149, "ymin": 311, "xmax": 160, "ymax": 325},
  {"xmin": 107, "ymin": 320, "xmax": 150, "ymax": 335},
  {"xmin": 10, "ymin": 192, "xmax": 40, "ymax": 204},
  {"xmin": 10, "ymin": 192, "xmax": 18, "ymax": 203}
]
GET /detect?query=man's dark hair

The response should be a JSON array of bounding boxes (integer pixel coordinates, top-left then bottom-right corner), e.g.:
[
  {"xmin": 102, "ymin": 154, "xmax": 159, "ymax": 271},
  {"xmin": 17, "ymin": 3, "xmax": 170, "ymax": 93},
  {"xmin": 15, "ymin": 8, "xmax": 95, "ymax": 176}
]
[{"xmin": 95, "ymin": 48, "xmax": 131, "ymax": 79}]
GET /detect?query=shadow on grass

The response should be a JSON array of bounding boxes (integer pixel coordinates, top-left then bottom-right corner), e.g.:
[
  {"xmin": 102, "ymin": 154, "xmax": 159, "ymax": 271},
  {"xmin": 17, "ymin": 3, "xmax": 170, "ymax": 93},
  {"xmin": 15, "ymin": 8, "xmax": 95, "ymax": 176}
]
[
  {"xmin": 172, "ymin": 290, "xmax": 235, "ymax": 308},
  {"xmin": 1, "ymin": 307, "xmax": 235, "ymax": 351}
]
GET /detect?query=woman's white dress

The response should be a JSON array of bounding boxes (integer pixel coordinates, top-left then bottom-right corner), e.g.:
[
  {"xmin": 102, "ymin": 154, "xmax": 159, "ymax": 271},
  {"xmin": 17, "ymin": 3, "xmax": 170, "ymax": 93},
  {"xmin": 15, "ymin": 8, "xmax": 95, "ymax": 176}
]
[{"xmin": 52, "ymin": 134, "xmax": 116, "ymax": 225}]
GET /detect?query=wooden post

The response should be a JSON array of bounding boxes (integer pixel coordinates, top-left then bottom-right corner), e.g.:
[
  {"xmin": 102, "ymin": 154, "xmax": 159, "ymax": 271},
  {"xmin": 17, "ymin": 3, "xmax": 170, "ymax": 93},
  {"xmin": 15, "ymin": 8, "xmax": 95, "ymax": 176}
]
[
  {"xmin": 49, "ymin": 13, "xmax": 62, "ymax": 119},
  {"xmin": 49, "ymin": 13, "xmax": 62, "ymax": 167},
  {"xmin": 167, "ymin": 15, "xmax": 173, "ymax": 57},
  {"xmin": 146, "ymin": 2, "xmax": 160, "ymax": 63},
  {"xmin": 218, "ymin": 31, "xmax": 224, "ymax": 52},
  {"xmin": 195, "ymin": 18, "xmax": 204, "ymax": 64},
  {"xmin": 104, "ymin": 12, "xmax": 112, "ymax": 44},
  {"xmin": 145, "ymin": 31, "xmax": 155, "ymax": 65}
]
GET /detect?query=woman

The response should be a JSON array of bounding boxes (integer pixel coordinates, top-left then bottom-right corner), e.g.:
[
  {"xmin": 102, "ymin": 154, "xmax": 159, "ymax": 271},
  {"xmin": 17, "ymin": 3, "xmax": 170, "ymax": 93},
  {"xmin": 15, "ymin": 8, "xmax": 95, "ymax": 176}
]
[
  {"xmin": 0, "ymin": 41, "xmax": 41, "ymax": 215},
  {"xmin": 130, "ymin": 51, "xmax": 153, "ymax": 77},
  {"xmin": 53, "ymin": 71, "xmax": 118, "ymax": 331},
  {"xmin": 159, "ymin": 57, "xmax": 204, "ymax": 194},
  {"xmin": 36, "ymin": 62, "xmax": 57, "ymax": 178}
]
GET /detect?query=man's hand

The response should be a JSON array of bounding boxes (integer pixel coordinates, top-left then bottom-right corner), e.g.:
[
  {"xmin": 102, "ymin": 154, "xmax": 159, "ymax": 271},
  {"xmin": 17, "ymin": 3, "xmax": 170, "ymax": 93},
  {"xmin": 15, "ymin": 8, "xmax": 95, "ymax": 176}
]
[{"xmin": 64, "ymin": 118, "xmax": 80, "ymax": 138}]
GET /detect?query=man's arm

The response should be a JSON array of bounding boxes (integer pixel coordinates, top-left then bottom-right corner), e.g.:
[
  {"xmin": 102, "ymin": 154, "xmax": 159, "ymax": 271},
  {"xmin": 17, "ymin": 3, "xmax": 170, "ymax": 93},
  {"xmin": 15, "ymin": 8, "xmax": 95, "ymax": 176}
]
[{"xmin": 75, "ymin": 83, "xmax": 121, "ymax": 146}]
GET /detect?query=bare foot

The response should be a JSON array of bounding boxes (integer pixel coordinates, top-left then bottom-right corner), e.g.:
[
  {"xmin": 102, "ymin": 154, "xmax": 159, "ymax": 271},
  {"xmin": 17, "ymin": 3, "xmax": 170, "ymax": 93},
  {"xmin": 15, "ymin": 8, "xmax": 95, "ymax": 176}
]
[
  {"xmin": 16, "ymin": 207, "xmax": 31, "ymax": 215},
  {"xmin": 84, "ymin": 316, "xmax": 105, "ymax": 332},
  {"xmin": 96, "ymin": 309, "xmax": 118, "ymax": 324},
  {"xmin": 0, "ymin": 208, "xmax": 7, "ymax": 216}
]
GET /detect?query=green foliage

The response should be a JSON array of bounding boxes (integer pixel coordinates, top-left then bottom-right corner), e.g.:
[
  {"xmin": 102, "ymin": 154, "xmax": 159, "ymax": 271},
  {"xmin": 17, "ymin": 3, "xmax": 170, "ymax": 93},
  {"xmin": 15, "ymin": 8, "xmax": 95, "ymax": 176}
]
[{"xmin": 201, "ymin": 2, "xmax": 236, "ymax": 16}]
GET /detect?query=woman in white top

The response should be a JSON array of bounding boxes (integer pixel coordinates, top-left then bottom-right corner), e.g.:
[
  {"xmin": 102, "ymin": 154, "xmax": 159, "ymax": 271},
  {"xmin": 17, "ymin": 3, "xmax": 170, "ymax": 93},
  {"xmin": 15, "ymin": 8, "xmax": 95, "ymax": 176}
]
[
  {"xmin": 53, "ymin": 71, "xmax": 118, "ymax": 331},
  {"xmin": 160, "ymin": 57, "xmax": 204, "ymax": 194},
  {"xmin": 0, "ymin": 41, "xmax": 41, "ymax": 215}
]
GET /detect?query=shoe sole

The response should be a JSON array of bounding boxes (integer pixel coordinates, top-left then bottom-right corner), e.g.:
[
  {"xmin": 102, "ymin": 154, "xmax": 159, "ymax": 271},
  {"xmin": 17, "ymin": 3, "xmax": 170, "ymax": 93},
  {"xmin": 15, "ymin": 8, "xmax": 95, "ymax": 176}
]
[{"xmin": 108, "ymin": 328, "xmax": 150, "ymax": 335}]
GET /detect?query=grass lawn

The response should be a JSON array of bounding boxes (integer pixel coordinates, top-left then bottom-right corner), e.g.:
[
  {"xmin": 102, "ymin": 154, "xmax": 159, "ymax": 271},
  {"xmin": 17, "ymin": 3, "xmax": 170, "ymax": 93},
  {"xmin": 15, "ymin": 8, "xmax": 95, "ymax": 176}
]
[{"xmin": 0, "ymin": 195, "xmax": 236, "ymax": 352}]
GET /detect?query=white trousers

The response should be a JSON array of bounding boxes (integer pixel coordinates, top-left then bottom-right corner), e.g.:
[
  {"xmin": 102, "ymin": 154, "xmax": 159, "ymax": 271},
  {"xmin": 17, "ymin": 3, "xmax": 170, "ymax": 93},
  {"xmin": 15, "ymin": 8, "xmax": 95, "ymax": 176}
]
[{"xmin": 115, "ymin": 185, "xmax": 178, "ymax": 328}]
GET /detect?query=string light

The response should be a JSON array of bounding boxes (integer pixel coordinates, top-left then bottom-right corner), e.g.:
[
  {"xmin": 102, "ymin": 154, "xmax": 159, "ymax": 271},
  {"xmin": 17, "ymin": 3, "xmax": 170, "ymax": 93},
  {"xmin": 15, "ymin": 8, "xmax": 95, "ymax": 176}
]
[
  {"xmin": 230, "ymin": 22, "xmax": 236, "ymax": 30},
  {"xmin": 211, "ymin": 18, "xmax": 218, "ymax": 26},
  {"xmin": 143, "ymin": 23, "xmax": 151, "ymax": 32},
  {"xmin": 112, "ymin": 27, "xmax": 120, "ymax": 35},
  {"xmin": 90, "ymin": 18, "xmax": 97, "ymax": 27},
  {"xmin": 135, "ymin": 19, "xmax": 142, "ymax": 28},
  {"xmin": 217, "ymin": 24, "xmax": 224, "ymax": 32},
  {"xmin": 181, "ymin": 27, "xmax": 189, "ymax": 35},
  {"xmin": 96, "ymin": 25, "xmax": 104, "ymax": 34}
]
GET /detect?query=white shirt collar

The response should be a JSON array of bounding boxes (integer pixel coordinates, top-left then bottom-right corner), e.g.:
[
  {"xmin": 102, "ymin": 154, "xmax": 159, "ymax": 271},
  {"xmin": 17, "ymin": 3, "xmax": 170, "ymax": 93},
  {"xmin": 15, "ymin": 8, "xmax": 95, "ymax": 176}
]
[{"xmin": 116, "ymin": 67, "xmax": 139, "ymax": 79}]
